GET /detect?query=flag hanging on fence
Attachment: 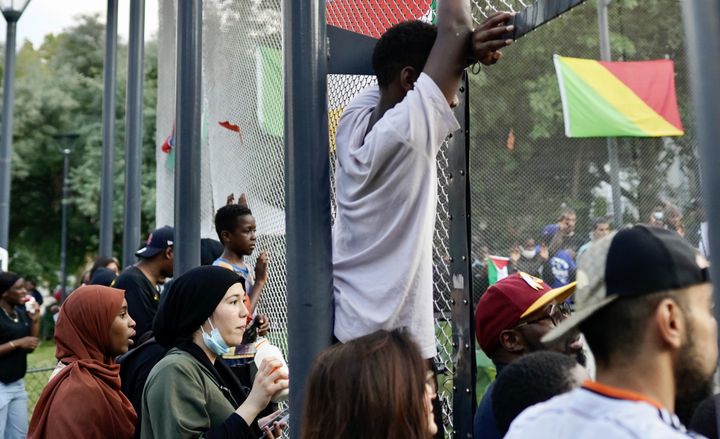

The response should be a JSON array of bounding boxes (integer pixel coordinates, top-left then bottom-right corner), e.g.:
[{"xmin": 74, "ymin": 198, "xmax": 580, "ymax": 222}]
[
  {"xmin": 256, "ymin": 46, "xmax": 284, "ymax": 137},
  {"xmin": 554, "ymin": 55, "xmax": 684, "ymax": 138},
  {"xmin": 487, "ymin": 256, "xmax": 510, "ymax": 285}
]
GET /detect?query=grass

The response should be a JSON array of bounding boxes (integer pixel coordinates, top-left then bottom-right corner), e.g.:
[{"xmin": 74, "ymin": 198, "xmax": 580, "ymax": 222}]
[{"xmin": 25, "ymin": 340, "xmax": 57, "ymax": 419}]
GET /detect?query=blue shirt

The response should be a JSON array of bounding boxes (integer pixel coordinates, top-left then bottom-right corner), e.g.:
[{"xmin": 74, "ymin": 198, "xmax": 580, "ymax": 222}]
[{"xmin": 474, "ymin": 381, "xmax": 502, "ymax": 439}]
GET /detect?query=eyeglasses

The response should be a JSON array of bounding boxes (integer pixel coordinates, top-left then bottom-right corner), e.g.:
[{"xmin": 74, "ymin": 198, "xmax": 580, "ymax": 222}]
[{"xmin": 515, "ymin": 302, "xmax": 572, "ymax": 329}]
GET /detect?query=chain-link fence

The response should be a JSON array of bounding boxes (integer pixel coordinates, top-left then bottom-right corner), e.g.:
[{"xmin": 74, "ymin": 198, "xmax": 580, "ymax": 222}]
[
  {"xmin": 155, "ymin": 0, "xmax": 703, "ymax": 435},
  {"xmin": 24, "ymin": 367, "xmax": 54, "ymax": 418}
]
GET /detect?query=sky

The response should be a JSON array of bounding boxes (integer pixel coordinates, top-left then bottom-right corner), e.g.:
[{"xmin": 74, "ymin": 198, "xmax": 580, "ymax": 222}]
[{"xmin": 0, "ymin": 0, "xmax": 160, "ymax": 49}]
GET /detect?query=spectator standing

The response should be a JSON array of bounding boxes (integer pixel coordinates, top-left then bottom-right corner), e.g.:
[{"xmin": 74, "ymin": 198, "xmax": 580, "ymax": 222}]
[
  {"xmin": 142, "ymin": 266, "xmax": 286, "ymax": 439},
  {"xmin": 542, "ymin": 207, "xmax": 581, "ymax": 288},
  {"xmin": 506, "ymin": 226, "xmax": 716, "ymax": 438},
  {"xmin": 509, "ymin": 238, "xmax": 548, "ymax": 278},
  {"xmin": 576, "ymin": 217, "xmax": 611, "ymax": 260},
  {"xmin": 23, "ymin": 279, "xmax": 43, "ymax": 306},
  {"xmin": 28, "ymin": 285, "xmax": 137, "ymax": 439},
  {"xmin": 0, "ymin": 272, "xmax": 39, "ymax": 439},
  {"xmin": 331, "ymin": 1, "xmax": 513, "ymax": 358},
  {"xmin": 301, "ymin": 329, "xmax": 437, "ymax": 439},
  {"xmin": 114, "ymin": 226, "xmax": 174, "ymax": 344},
  {"xmin": 90, "ymin": 256, "xmax": 121, "ymax": 278},
  {"xmin": 492, "ymin": 351, "xmax": 587, "ymax": 436},
  {"xmin": 473, "ymin": 272, "xmax": 582, "ymax": 438}
]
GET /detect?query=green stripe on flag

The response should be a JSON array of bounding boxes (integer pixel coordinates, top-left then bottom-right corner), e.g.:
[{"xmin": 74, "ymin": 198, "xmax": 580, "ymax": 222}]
[
  {"xmin": 256, "ymin": 46, "xmax": 284, "ymax": 137},
  {"xmin": 556, "ymin": 57, "xmax": 649, "ymax": 137}
]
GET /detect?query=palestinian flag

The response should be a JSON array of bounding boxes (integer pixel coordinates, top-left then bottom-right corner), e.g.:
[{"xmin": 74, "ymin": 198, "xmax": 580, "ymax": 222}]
[
  {"xmin": 256, "ymin": 46, "xmax": 284, "ymax": 137},
  {"xmin": 487, "ymin": 256, "xmax": 510, "ymax": 285},
  {"xmin": 554, "ymin": 55, "xmax": 684, "ymax": 138}
]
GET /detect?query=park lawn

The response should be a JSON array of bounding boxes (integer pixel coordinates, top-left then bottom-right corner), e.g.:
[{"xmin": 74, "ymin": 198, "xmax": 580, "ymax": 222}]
[{"xmin": 25, "ymin": 340, "xmax": 57, "ymax": 419}]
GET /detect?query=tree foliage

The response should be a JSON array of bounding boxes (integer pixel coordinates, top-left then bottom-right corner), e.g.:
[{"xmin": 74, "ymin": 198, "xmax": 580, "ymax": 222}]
[{"xmin": 6, "ymin": 14, "xmax": 157, "ymax": 284}]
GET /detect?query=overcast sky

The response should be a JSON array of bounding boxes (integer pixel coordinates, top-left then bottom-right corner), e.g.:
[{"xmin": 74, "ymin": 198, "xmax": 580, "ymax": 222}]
[{"xmin": 0, "ymin": 0, "xmax": 160, "ymax": 48}]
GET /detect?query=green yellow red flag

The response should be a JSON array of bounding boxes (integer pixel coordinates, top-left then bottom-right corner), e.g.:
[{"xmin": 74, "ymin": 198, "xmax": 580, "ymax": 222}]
[{"xmin": 554, "ymin": 55, "xmax": 684, "ymax": 138}]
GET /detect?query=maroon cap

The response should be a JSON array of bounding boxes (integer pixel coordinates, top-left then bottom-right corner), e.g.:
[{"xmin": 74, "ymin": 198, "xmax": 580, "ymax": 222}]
[{"xmin": 474, "ymin": 272, "xmax": 576, "ymax": 353}]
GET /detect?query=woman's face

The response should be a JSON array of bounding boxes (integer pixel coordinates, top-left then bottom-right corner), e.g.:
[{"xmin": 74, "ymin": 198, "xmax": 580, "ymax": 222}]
[
  {"xmin": 206, "ymin": 283, "xmax": 248, "ymax": 347},
  {"xmin": 108, "ymin": 299, "xmax": 136, "ymax": 356},
  {"xmin": 1, "ymin": 278, "xmax": 27, "ymax": 306},
  {"xmin": 424, "ymin": 370, "xmax": 438, "ymax": 436},
  {"xmin": 105, "ymin": 261, "xmax": 120, "ymax": 275}
]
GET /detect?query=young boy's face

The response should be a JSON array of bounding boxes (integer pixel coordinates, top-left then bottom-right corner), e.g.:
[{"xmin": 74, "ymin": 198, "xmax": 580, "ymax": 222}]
[{"xmin": 225, "ymin": 214, "xmax": 257, "ymax": 256}]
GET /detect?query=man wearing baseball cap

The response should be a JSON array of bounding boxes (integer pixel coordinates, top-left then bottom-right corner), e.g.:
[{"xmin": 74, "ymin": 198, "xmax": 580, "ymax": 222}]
[
  {"xmin": 506, "ymin": 225, "xmax": 716, "ymax": 438},
  {"xmin": 115, "ymin": 225, "xmax": 175, "ymax": 345},
  {"xmin": 473, "ymin": 272, "xmax": 582, "ymax": 439}
]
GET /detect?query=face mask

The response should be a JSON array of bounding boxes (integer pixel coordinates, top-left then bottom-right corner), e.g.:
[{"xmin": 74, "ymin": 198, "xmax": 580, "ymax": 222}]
[
  {"xmin": 522, "ymin": 248, "xmax": 537, "ymax": 259},
  {"xmin": 201, "ymin": 319, "xmax": 229, "ymax": 356}
]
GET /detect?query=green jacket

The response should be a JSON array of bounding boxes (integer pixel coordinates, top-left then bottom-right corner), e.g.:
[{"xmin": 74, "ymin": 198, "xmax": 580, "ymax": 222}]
[{"xmin": 140, "ymin": 347, "xmax": 251, "ymax": 439}]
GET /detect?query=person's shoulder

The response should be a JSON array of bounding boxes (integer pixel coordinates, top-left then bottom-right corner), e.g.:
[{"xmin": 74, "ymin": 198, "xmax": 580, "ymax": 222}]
[
  {"xmin": 115, "ymin": 266, "xmax": 142, "ymax": 285},
  {"xmin": 345, "ymin": 84, "xmax": 380, "ymax": 112},
  {"xmin": 147, "ymin": 349, "xmax": 201, "ymax": 384},
  {"xmin": 213, "ymin": 259, "xmax": 236, "ymax": 271}
]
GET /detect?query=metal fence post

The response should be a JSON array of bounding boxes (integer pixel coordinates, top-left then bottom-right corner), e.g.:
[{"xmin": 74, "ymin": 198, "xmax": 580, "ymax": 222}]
[
  {"xmin": 449, "ymin": 74, "xmax": 475, "ymax": 438},
  {"xmin": 681, "ymin": 0, "xmax": 720, "ymax": 366},
  {"xmin": 597, "ymin": 0, "xmax": 623, "ymax": 228},
  {"xmin": 283, "ymin": 0, "xmax": 333, "ymax": 436},
  {"xmin": 174, "ymin": 0, "xmax": 202, "ymax": 275},
  {"xmin": 122, "ymin": 0, "xmax": 145, "ymax": 267},
  {"xmin": 100, "ymin": 0, "xmax": 119, "ymax": 258}
]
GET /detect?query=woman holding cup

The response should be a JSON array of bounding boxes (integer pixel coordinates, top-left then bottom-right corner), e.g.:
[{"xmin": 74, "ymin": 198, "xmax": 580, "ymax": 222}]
[
  {"xmin": 141, "ymin": 266, "xmax": 288, "ymax": 439},
  {"xmin": 0, "ymin": 272, "xmax": 40, "ymax": 439}
]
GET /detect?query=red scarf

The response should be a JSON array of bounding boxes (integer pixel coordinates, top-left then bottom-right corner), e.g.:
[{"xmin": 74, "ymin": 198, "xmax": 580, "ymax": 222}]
[{"xmin": 28, "ymin": 286, "xmax": 137, "ymax": 439}]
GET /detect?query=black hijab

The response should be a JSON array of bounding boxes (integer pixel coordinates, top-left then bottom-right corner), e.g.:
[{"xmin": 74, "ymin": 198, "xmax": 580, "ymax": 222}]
[
  {"xmin": 0, "ymin": 271, "xmax": 21, "ymax": 295},
  {"xmin": 153, "ymin": 265, "xmax": 242, "ymax": 347}
]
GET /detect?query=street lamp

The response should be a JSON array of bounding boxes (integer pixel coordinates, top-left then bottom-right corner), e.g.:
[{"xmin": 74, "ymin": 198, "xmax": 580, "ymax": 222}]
[
  {"xmin": 0, "ymin": 0, "xmax": 30, "ymax": 252},
  {"xmin": 54, "ymin": 133, "xmax": 79, "ymax": 303}
]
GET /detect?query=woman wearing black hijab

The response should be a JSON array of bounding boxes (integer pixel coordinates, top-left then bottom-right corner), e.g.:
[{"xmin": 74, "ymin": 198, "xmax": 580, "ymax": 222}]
[{"xmin": 141, "ymin": 266, "xmax": 288, "ymax": 439}]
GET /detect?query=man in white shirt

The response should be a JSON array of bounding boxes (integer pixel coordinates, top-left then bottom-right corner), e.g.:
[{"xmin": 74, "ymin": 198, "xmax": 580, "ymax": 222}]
[
  {"xmin": 332, "ymin": 2, "xmax": 514, "ymax": 359},
  {"xmin": 505, "ymin": 226, "xmax": 716, "ymax": 438}
]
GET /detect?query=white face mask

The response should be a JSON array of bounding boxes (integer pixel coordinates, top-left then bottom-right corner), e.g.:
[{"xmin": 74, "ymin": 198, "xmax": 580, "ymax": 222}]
[{"xmin": 522, "ymin": 248, "xmax": 538, "ymax": 259}]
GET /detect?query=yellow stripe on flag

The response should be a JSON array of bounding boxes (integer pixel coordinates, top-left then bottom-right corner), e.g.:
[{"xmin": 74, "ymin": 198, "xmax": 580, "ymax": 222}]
[{"xmin": 559, "ymin": 56, "xmax": 683, "ymax": 136}]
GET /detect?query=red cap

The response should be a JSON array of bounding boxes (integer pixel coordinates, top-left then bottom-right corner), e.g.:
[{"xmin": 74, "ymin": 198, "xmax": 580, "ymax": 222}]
[{"xmin": 474, "ymin": 272, "xmax": 576, "ymax": 353}]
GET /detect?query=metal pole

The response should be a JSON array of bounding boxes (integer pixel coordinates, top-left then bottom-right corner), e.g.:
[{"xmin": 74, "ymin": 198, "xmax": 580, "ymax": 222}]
[
  {"xmin": 284, "ymin": 0, "xmax": 333, "ymax": 436},
  {"xmin": 122, "ymin": 0, "xmax": 145, "ymax": 267},
  {"xmin": 0, "ymin": 15, "xmax": 18, "ymax": 250},
  {"xmin": 449, "ymin": 74, "xmax": 475, "ymax": 439},
  {"xmin": 100, "ymin": 0, "xmax": 119, "ymax": 258},
  {"xmin": 681, "ymin": 0, "xmax": 720, "ymax": 354},
  {"xmin": 173, "ymin": 0, "xmax": 202, "ymax": 275},
  {"xmin": 597, "ymin": 0, "xmax": 623, "ymax": 228},
  {"xmin": 60, "ymin": 148, "xmax": 70, "ymax": 302}
]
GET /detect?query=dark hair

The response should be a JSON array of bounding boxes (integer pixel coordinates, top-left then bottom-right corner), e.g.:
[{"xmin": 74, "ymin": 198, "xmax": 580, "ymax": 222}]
[
  {"xmin": 558, "ymin": 207, "xmax": 576, "ymax": 220},
  {"xmin": 300, "ymin": 330, "xmax": 431, "ymax": 439},
  {"xmin": 200, "ymin": 238, "xmax": 224, "ymax": 266},
  {"xmin": 372, "ymin": 20, "xmax": 437, "ymax": 88},
  {"xmin": 214, "ymin": 204, "xmax": 253, "ymax": 242},
  {"xmin": 89, "ymin": 256, "xmax": 120, "ymax": 279},
  {"xmin": 592, "ymin": 217, "xmax": 609, "ymax": 230},
  {"xmin": 689, "ymin": 395, "xmax": 719, "ymax": 439},
  {"xmin": 0, "ymin": 271, "xmax": 21, "ymax": 296},
  {"xmin": 579, "ymin": 290, "xmax": 684, "ymax": 367},
  {"xmin": 492, "ymin": 351, "xmax": 580, "ymax": 434}
]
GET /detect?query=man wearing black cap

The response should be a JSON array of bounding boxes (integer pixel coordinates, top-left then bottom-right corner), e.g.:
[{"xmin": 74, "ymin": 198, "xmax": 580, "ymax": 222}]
[
  {"xmin": 506, "ymin": 225, "xmax": 716, "ymax": 438},
  {"xmin": 115, "ymin": 225, "xmax": 175, "ymax": 345}
]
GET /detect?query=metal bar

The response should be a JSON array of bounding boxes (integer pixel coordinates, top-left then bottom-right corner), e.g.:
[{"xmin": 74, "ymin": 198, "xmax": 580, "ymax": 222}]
[
  {"xmin": 60, "ymin": 149, "xmax": 70, "ymax": 302},
  {"xmin": 173, "ymin": 0, "xmax": 202, "ymax": 275},
  {"xmin": 283, "ymin": 0, "xmax": 333, "ymax": 436},
  {"xmin": 449, "ymin": 74, "xmax": 475, "ymax": 439},
  {"xmin": 0, "ymin": 18, "xmax": 18, "ymax": 250},
  {"xmin": 681, "ymin": 0, "xmax": 720, "ymax": 361},
  {"xmin": 597, "ymin": 0, "xmax": 623, "ymax": 228},
  {"xmin": 100, "ymin": 0, "xmax": 119, "ymax": 258},
  {"xmin": 122, "ymin": 0, "xmax": 146, "ymax": 267}
]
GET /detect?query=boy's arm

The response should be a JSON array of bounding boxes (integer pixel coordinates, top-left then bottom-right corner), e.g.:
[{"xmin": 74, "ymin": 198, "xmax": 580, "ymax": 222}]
[
  {"xmin": 249, "ymin": 252, "xmax": 269, "ymax": 314},
  {"xmin": 423, "ymin": 0, "xmax": 513, "ymax": 104}
]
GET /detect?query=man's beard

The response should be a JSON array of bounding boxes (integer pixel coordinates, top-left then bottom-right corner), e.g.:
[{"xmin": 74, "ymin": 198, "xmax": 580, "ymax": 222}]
[{"xmin": 674, "ymin": 324, "xmax": 716, "ymax": 426}]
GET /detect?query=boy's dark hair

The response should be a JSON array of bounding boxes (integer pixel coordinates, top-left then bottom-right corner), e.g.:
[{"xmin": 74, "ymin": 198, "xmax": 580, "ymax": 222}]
[
  {"xmin": 592, "ymin": 217, "xmax": 609, "ymax": 230},
  {"xmin": 214, "ymin": 204, "xmax": 253, "ymax": 242},
  {"xmin": 492, "ymin": 351, "xmax": 580, "ymax": 434},
  {"xmin": 579, "ymin": 290, "xmax": 684, "ymax": 367},
  {"xmin": 372, "ymin": 20, "xmax": 437, "ymax": 88}
]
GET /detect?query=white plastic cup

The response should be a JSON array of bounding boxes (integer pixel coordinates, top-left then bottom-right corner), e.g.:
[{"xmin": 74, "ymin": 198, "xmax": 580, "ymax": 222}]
[{"xmin": 254, "ymin": 338, "xmax": 289, "ymax": 403}]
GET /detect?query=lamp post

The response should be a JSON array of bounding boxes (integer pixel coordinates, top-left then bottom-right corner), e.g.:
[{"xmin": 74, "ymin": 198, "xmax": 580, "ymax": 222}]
[
  {"xmin": 0, "ymin": 0, "xmax": 31, "ymax": 252},
  {"xmin": 54, "ymin": 133, "xmax": 79, "ymax": 303}
]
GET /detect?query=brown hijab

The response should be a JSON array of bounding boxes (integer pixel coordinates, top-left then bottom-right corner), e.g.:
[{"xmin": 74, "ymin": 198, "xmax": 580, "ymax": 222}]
[{"xmin": 28, "ymin": 285, "xmax": 137, "ymax": 439}]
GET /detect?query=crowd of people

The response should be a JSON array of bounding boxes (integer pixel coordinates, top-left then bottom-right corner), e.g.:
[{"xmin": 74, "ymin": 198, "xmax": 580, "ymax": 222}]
[{"xmin": 0, "ymin": 0, "xmax": 717, "ymax": 438}]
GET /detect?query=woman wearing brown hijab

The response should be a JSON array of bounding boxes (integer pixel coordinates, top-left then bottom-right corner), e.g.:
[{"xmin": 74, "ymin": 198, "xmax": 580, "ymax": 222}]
[{"xmin": 28, "ymin": 285, "xmax": 137, "ymax": 439}]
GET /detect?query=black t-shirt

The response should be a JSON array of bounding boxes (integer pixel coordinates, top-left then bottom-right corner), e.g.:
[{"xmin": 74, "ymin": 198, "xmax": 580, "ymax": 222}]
[
  {"xmin": 0, "ymin": 306, "xmax": 32, "ymax": 383},
  {"xmin": 115, "ymin": 266, "xmax": 159, "ymax": 344}
]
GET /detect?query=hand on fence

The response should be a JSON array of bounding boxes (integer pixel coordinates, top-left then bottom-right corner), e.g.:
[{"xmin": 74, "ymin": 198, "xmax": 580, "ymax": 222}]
[
  {"xmin": 471, "ymin": 12, "xmax": 514, "ymax": 66},
  {"xmin": 257, "ymin": 315, "xmax": 271, "ymax": 336},
  {"xmin": 255, "ymin": 252, "xmax": 269, "ymax": 284}
]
